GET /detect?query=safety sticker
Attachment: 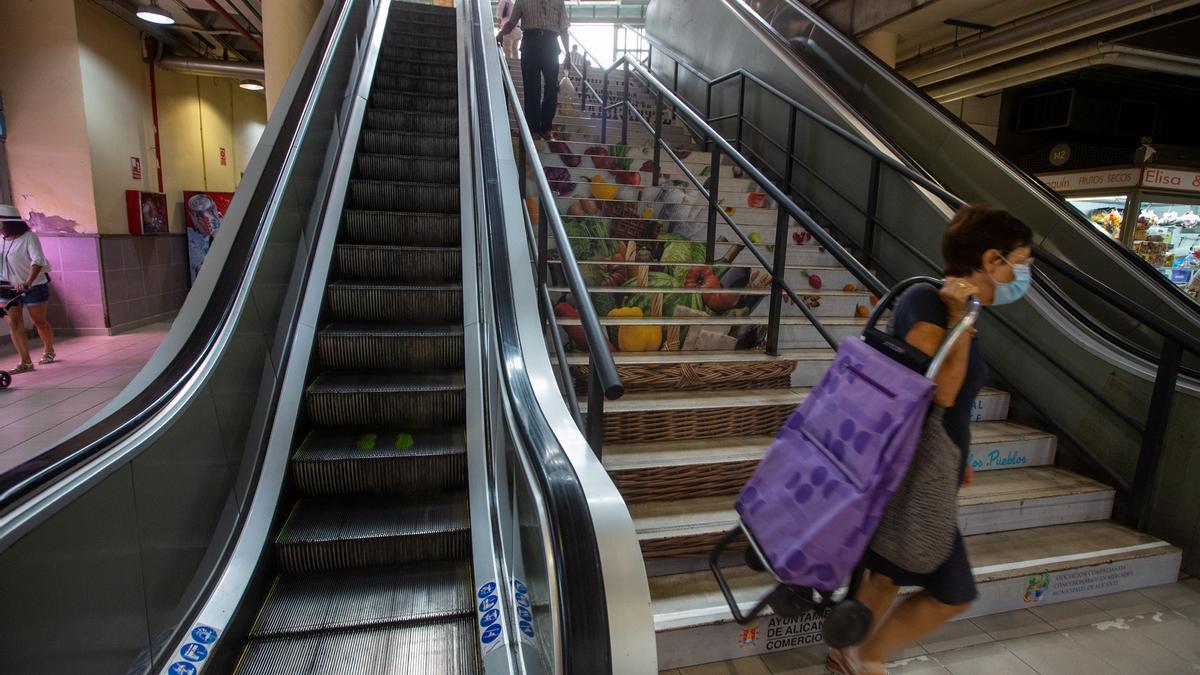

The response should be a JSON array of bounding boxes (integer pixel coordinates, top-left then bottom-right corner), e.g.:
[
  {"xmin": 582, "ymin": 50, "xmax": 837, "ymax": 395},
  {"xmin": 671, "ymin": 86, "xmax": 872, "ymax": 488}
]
[
  {"xmin": 477, "ymin": 580, "xmax": 507, "ymax": 655},
  {"xmin": 179, "ymin": 643, "xmax": 208, "ymax": 662},
  {"xmin": 161, "ymin": 624, "xmax": 220, "ymax": 675},
  {"xmin": 167, "ymin": 663, "xmax": 197, "ymax": 675},
  {"xmin": 513, "ymin": 579, "xmax": 536, "ymax": 644}
]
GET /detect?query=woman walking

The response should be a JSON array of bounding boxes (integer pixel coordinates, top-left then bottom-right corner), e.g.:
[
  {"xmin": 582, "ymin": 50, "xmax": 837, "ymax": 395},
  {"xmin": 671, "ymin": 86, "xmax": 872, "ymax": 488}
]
[
  {"xmin": 1, "ymin": 206, "xmax": 55, "ymax": 373},
  {"xmin": 831, "ymin": 206, "xmax": 1033, "ymax": 674}
]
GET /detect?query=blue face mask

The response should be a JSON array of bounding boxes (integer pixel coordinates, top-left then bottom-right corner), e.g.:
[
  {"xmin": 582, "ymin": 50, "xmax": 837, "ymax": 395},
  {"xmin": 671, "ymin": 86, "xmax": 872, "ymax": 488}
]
[{"xmin": 992, "ymin": 255, "xmax": 1031, "ymax": 305}]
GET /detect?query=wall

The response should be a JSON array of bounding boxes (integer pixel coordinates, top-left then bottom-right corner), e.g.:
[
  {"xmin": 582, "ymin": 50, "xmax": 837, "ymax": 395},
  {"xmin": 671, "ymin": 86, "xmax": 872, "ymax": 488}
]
[
  {"xmin": 943, "ymin": 94, "xmax": 1002, "ymax": 145},
  {"xmin": 0, "ymin": 0, "xmax": 96, "ymax": 234}
]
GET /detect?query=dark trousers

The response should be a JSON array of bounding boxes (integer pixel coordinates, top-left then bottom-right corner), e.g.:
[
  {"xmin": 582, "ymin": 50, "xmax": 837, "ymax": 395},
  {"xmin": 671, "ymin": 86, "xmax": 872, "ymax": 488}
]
[{"xmin": 520, "ymin": 30, "xmax": 560, "ymax": 134}]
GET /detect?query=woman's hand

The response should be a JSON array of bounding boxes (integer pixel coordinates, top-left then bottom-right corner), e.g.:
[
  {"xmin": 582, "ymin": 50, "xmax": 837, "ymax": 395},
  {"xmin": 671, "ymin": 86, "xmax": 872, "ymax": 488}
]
[
  {"xmin": 940, "ymin": 276, "xmax": 978, "ymax": 318},
  {"xmin": 13, "ymin": 282, "xmax": 27, "ymax": 293},
  {"xmin": 961, "ymin": 465, "xmax": 974, "ymax": 488}
]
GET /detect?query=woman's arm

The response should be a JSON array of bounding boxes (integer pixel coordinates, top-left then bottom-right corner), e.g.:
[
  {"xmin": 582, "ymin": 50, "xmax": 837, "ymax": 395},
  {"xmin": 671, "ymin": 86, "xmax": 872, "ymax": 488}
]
[{"xmin": 904, "ymin": 321, "xmax": 971, "ymax": 408}]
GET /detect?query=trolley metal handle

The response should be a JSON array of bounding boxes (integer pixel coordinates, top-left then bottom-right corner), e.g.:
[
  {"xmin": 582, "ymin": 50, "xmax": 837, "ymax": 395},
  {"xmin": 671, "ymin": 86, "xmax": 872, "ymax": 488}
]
[{"xmin": 862, "ymin": 276, "xmax": 982, "ymax": 380}]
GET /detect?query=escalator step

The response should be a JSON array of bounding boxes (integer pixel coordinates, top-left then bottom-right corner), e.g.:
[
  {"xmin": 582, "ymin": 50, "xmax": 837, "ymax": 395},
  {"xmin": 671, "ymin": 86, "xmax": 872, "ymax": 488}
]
[
  {"xmin": 355, "ymin": 153, "xmax": 458, "ymax": 182},
  {"xmin": 326, "ymin": 282, "xmax": 462, "ymax": 323},
  {"xmin": 293, "ymin": 427, "xmax": 466, "ymax": 496},
  {"xmin": 365, "ymin": 109, "xmax": 458, "ymax": 135},
  {"xmin": 275, "ymin": 493, "xmax": 470, "ymax": 573},
  {"xmin": 236, "ymin": 618, "xmax": 480, "ymax": 675},
  {"xmin": 336, "ymin": 244, "xmax": 462, "ymax": 283},
  {"xmin": 374, "ymin": 73, "xmax": 457, "ymax": 96},
  {"xmin": 379, "ymin": 45, "xmax": 456, "ymax": 66},
  {"xmin": 305, "ymin": 371, "xmax": 465, "ymax": 428},
  {"xmin": 317, "ymin": 323, "xmax": 464, "ymax": 371},
  {"xmin": 384, "ymin": 32, "xmax": 455, "ymax": 53},
  {"xmin": 250, "ymin": 561, "xmax": 472, "ymax": 637},
  {"xmin": 358, "ymin": 130, "xmax": 458, "ymax": 157},
  {"xmin": 375, "ymin": 58, "xmax": 457, "ymax": 80},
  {"xmin": 370, "ymin": 89, "xmax": 457, "ymax": 113},
  {"xmin": 342, "ymin": 210, "xmax": 460, "ymax": 246},
  {"xmin": 347, "ymin": 178, "xmax": 459, "ymax": 212}
]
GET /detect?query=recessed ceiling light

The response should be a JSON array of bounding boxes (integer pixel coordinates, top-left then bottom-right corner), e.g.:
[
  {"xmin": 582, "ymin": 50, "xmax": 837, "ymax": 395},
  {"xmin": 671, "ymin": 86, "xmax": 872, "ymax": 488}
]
[
  {"xmin": 239, "ymin": 80, "xmax": 265, "ymax": 91},
  {"xmin": 137, "ymin": 1, "xmax": 175, "ymax": 25}
]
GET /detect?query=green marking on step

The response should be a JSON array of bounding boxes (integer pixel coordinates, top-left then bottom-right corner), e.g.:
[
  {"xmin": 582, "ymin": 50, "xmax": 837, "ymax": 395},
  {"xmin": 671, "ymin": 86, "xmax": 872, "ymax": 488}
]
[
  {"xmin": 357, "ymin": 433, "xmax": 377, "ymax": 450},
  {"xmin": 395, "ymin": 433, "xmax": 414, "ymax": 450}
]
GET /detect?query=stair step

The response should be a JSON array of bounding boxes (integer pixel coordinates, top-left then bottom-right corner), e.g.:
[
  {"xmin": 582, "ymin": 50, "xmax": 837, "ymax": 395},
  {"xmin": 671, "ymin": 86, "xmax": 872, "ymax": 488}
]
[
  {"xmin": 317, "ymin": 323, "xmax": 464, "ymax": 371},
  {"xmin": 651, "ymin": 521, "xmax": 1180, "ymax": 669},
  {"xmin": 305, "ymin": 372, "xmax": 465, "ymax": 428},
  {"xmin": 236, "ymin": 617, "xmax": 479, "ymax": 674},
  {"xmin": 292, "ymin": 428, "xmax": 467, "ymax": 496},
  {"xmin": 326, "ymin": 282, "xmax": 463, "ymax": 323},
  {"xmin": 554, "ymin": 196, "xmax": 796, "ymax": 228},
  {"xmin": 274, "ymin": 494, "xmax": 470, "ymax": 573},
  {"xmin": 355, "ymin": 153, "xmax": 459, "ymax": 183},
  {"xmin": 250, "ymin": 561, "xmax": 473, "ymax": 637},
  {"xmin": 373, "ymin": 73, "xmax": 457, "ymax": 96},
  {"xmin": 382, "ymin": 32, "xmax": 456, "ymax": 53},
  {"xmin": 558, "ymin": 314, "xmax": 866, "ymax": 350},
  {"xmin": 370, "ymin": 89, "xmax": 457, "ymax": 114},
  {"xmin": 342, "ymin": 210, "xmax": 461, "ymax": 247},
  {"xmin": 348, "ymin": 178, "xmax": 459, "ymax": 214},
  {"xmin": 377, "ymin": 46, "xmax": 457, "ymax": 67},
  {"xmin": 376, "ymin": 58, "xmax": 457, "ymax": 80},
  {"xmin": 560, "ymin": 348, "xmax": 828, "ymax": 391},
  {"xmin": 335, "ymin": 244, "xmax": 462, "ymax": 283},
  {"xmin": 358, "ymin": 131, "xmax": 459, "ymax": 158},
  {"xmin": 557, "ymin": 286, "xmax": 871, "ymax": 319},
  {"xmin": 365, "ymin": 109, "xmax": 458, "ymax": 135}
]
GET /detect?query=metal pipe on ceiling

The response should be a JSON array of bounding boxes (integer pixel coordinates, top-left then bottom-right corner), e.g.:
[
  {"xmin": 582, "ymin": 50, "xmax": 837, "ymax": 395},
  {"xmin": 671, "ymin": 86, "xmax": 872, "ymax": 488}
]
[
  {"xmin": 200, "ymin": 0, "xmax": 264, "ymax": 49},
  {"xmin": 902, "ymin": 0, "xmax": 1200, "ymax": 86},
  {"xmin": 157, "ymin": 56, "xmax": 264, "ymax": 78}
]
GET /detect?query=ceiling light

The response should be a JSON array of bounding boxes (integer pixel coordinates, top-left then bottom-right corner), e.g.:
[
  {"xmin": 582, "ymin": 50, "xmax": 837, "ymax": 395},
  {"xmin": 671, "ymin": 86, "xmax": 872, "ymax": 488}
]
[
  {"xmin": 239, "ymin": 80, "xmax": 265, "ymax": 91},
  {"xmin": 137, "ymin": 1, "xmax": 175, "ymax": 25}
]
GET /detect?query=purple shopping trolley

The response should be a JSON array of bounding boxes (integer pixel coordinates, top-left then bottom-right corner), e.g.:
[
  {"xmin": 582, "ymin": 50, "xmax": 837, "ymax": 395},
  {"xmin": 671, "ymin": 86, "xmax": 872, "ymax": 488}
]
[{"xmin": 708, "ymin": 276, "xmax": 980, "ymax": 648}]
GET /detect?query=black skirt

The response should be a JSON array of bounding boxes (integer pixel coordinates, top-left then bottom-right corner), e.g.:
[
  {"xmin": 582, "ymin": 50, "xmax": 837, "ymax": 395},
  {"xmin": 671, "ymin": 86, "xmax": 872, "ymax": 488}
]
[{"xmin": 862, "ymin": 530, "xmax": 978, "ymax": 606}]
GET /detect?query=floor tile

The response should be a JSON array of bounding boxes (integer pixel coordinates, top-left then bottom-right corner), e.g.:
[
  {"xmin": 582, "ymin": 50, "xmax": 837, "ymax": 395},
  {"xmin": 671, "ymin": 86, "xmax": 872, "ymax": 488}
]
[
  {"xmin": 917, "ymin": 619, "xmax": 995, "ymax": 654},
  {"xmin": 887, "ymin": 654, "xmax": 952, "ymax": 674},
  {"xmin": 1064, "ymin": 619, "xmax": 1193, "ymax": 674},
  {"xmin": 679, "ymin": 656, "xmax": 772, "ymax": 675},
  {"xmin": 969, "ymin": 611, "xmax": 1054, "ymax": 641},
  {"xmin": 1138, "ymin": 617, "xmax": 1200, "ymax": 663},
  {"xmin": 999, "ymin": 632, "xmax": 1120, "ymax": 675},
  {"xmin": 1089, "ymin": 590, "xmax": 1166, "ymax": 618},
  {"xmin": 1029, "ymin": 598, "xmax": 1111, "ymax": 630},
  {"xmin": 758, "ymin": 645, "xmax": 826, "ymax": 674},
  {"xmin": 1136, "ymin": 582, "xmax": 1200, "ymax": 609},
  {"xmin": 934, "ymin": 642, "xmax": 1037, "ymax": 675}
]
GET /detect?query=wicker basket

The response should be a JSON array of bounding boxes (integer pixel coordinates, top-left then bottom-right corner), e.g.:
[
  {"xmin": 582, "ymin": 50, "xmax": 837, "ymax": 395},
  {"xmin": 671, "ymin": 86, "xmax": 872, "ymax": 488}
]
[
  {"xmin": 573, "ymin": 359, "xmax": 795, "ymax": 392},
  {"xmin": 641, "ymin": 532, "xmax": 744, "ymax": 558},
  {"xmin": 602, "ymin": 403, "xmax": 793, "ymax": 445},
  {"xmin": 612, "ymin": 459, "xmax": 758, "ymax": 504}
]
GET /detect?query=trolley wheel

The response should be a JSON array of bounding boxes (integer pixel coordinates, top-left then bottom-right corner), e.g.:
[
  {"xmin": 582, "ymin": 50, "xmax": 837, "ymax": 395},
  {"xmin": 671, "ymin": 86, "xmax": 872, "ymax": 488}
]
[
  {"xmin": 0, "ymin": 371, "xmax": 10, "ymax": 389},
  {"xmin": 765, "ymin": 585, "xmax": 811, "ymax": 618},
  {"xmin": 744, "ymin": 545, "xmax": 766, "ymax": 572},
  {"xmin": 823, "ymin": 599, "xmax": 872, "ymax": 649}
]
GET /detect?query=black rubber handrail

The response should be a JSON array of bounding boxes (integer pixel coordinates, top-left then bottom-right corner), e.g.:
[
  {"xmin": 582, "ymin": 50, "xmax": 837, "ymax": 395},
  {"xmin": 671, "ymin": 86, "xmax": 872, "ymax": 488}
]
[
  {"xmin": 0, "ymin": 0, "xmax": 351, "ymax": 513},
  {"xmin": 468, "ymin": 2, "xmax": 612, "ymax": 670}
]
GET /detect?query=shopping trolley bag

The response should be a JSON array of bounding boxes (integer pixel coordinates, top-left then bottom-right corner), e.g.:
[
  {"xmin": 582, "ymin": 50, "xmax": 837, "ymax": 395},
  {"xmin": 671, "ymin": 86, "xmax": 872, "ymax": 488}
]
[{"xmin": 708, "ymin": 276, "xmax": 980, "ymax": 648}]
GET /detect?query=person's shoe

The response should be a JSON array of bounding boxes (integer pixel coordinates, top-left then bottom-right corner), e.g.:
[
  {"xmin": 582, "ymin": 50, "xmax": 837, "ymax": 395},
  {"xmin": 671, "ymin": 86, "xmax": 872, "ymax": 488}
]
[
  {"xmin": 10, "ymin": 362, "xmax": 34, "ymax": 374},
  {"xmin": 38, "ymin": 352, "xmax": 55, "ymax": 365}
]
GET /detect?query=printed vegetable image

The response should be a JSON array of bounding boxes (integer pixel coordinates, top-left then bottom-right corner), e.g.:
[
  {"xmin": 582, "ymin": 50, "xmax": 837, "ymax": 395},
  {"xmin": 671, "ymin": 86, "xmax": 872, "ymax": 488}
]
[
  {"xmin": 611, "ymin": 144, "xmax": 633, "ymax": 171},
  {"xmin": 615, "ymin": 170, "xmax": 641, "ymax": 186},
  {"xmin": 556, "ymin": 301, "xmax": 615, "ymax": 352},
  {"xmin": 749, "ymin": 231, "xmax": 762, "ymax": 244},
  {"xmin": 660, "ymin": 236, "xmax": 708, "ymax": 283},
  {"xmin": 548, "ymin": 139, "xmax": 581, "ymax": 167},
  {"xmin": 589, "ymin": 176, "xmax": 618, "ymax": 201},
  {"xmin": 843, "ymin": 284, "xmax": 858, "ymax": 292},
  {"xmin": 610, "ymin": 306, "xmax": 662, "ymax": 351},
  {"xmin": 640, "ymin": 160, "xmax": 654, "ymax": 172},
  {"xmin": 563, "ymin": 216, "xmax": 618, "ymax": 260},
  {"xmin": 622, "ymin": 272, "xmax": 702, "ymax": 318},
  {"xmin": 524, "ymin": 197, "xmax": 539, "ymax": 225},
  {"xmin": 747, "ymin": 192, "xmax": 767, "ymax": 209},
  {"xmin": 808, "ymin": 274, "xmax": 823, "ymax": 290},
  {"xmin": 686, "ymin": 265, "xmax": 739, "ymax": 312},
  {"xmin": 544, "ymin": 166, "xmax": 575, "ymax": 197},
  {"xmin": 856, "ymin": 305, "xmax": 870, "ymax": 317},
  {"xmin": 585, "ymin": 146, "xmax": 615, "ymax": 170}
]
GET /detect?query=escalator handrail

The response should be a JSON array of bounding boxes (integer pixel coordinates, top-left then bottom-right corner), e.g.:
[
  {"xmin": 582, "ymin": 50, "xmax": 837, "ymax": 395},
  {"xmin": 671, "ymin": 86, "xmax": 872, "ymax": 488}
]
[
  {"xmin": 0, "ymin": 0, "xmax": 350, "ymax": 514},
  {"xmin": 725, "ymin": 0, "xmax": 1200, "ymax": 318}
]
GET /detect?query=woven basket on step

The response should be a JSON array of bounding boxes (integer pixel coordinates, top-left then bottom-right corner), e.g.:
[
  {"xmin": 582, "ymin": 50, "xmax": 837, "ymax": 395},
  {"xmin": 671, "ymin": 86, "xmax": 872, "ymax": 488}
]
[
  {"xmin": 572, "ymin": 359, "xmax": 795, "ymax": 392},
  {"xmin": 602, "ymin": 402, "xmax": 793, "ymax": 445},
  {"xmin": 628, "ymin": 248, "xmax": 681, "ymax": 353},
  {"xmin": 612, "ymin": 460, "xmax": 759, "ymax": 504},
  {"xmin": 641, "ymin": 533, "xmax": 744, "ymax": 558}
]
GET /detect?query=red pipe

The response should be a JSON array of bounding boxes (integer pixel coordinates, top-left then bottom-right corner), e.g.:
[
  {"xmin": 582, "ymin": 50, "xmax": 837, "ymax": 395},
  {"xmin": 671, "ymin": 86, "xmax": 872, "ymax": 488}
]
[
  {"xmin": 201, "ymin": 0, "xmax": 263, "ymax": 50},
  {"xmin": 148, "ymin": 52, "xmax": 165, "ymax": 193}
]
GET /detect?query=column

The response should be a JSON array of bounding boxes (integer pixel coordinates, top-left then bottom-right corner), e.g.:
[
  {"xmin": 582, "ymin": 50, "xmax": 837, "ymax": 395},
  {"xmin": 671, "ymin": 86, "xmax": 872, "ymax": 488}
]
[{"xmin": 262, "ymin": 0, "xmax": 323, "ymax": 116}]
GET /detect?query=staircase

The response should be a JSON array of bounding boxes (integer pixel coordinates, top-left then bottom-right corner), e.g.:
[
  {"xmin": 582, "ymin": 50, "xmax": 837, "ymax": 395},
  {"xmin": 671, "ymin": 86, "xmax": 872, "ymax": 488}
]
[
  {"xmin": 510, "ymin": 59, "xmax": 1182, "ymax": 669},
  {"xmin": 233, "ymin": 5, "xmax": 480, "ymax": 673}
]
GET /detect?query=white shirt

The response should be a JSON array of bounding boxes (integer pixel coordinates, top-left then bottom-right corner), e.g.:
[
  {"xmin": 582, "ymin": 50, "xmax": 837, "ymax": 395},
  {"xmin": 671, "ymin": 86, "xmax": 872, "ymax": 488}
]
[{"xmin": 1, "ymin": 231, "xmax": 50, "ymax": 287}]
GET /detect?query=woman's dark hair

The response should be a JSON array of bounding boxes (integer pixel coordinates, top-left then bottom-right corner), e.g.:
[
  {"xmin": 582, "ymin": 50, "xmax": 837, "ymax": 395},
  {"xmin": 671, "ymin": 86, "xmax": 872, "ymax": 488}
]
[
  {"xmin": 942, "ymin": 206, "xmax": 1032, "ymax": 276},
  {"xmin": 1, "ymin": 220, "xmax": 30, "ymax": 238}
]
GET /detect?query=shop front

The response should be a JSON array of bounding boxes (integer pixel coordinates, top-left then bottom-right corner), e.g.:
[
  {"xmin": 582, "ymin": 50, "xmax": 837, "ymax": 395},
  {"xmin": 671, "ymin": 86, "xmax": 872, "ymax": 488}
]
[{"xmin": 1039, "ymin": 165, "xmax": 1200, "ymax": 293}]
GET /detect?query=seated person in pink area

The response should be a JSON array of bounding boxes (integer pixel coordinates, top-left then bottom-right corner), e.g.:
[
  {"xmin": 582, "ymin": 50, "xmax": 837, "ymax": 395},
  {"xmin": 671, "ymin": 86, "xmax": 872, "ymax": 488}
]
[{"xmin": 1, "ymin": 205, "xmax": 55, "ymax": 373}]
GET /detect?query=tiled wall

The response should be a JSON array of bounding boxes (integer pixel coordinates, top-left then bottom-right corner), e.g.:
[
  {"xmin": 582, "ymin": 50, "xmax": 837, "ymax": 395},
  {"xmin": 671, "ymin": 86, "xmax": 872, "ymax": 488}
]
[
  {"xmin": 37, "ymin": 234, "xmax": 107, "ymax": 335},
  {"xmin": 99, "ymin": 235, "xmax": 189, "ymax": 332}
]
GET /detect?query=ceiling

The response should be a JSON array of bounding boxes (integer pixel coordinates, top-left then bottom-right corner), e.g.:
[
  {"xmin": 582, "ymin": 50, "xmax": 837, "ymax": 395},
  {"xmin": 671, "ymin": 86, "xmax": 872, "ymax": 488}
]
[
  {"xmin": 92, "ymin": 0, "xmax": 264, "ymax": 63},
  {"xmin": 877, "ymin": 0, "xmax": 1077, "ymax": 64}
]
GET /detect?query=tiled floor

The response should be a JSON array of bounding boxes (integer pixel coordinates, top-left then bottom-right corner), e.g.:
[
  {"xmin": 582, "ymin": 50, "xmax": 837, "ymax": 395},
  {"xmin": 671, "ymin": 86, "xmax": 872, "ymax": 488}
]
[
  {"xmin": 661, "ymin": 579, "xmax": 1200, "ymax": 674},
  {"xmin": 0, "ymin": 325, "xmax": 169, "ymax": 472}
]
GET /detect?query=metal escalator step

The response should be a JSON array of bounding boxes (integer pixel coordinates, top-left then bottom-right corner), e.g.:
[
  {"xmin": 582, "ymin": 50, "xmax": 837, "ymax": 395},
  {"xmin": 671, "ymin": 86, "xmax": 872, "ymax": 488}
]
[
  {"xmin": 305, "ymin": 371, "xmax": 465, "ymax": 428},
  {"xmin": 374, "ymin": 73, "xmax": 457, "ymax": 96},
  {"xmin": 370, "ymin": 89, "xmax": 457, "ymax": 113},
  {"xmin": 336, "ymin": 244, "xmax": 462, "ymax": 282},
  {"xmin": 358, "ymin": 130, "xmax": 458, "ymax": 157},
  {"xmin": 236, "ymin": 618, "xmax": 480, "ymax": 675},
  {"xmin": 274, "ymin": 493, "xmax": 470, "ymax": 573},
  {"xmin": 364, "ymin": 109, "xmax": 457, "ymax": 135},
  {"xmin": 342, "ymin": 210, "xmax": 460, "ymax": 246},
  {"xmin": 317, "ymin": 323, "xmax": 465, "ymax": 371},
  {"xmin": 379, "ymin": 45, "xmax": 456, "ymax": 66},
  {"xmin": 383, "ymin": 32, "xmax": 455, "ymax": 53},
  {"xmin": 375, "ymin": 58, "xmax": 457, "ymax": 80},
  {"xmin": 348, "ymin": 179, "xmax": 459, "ymax": 213},
  {"xmin": 325, "ymin": 282, "xmax": 462, "ymax": 323},
  {"xmin": 250, "ymin": 561, "xmax": 472, "ymax": 637},
  {"xmin": 293, "ymin": 427, "xmax": 467, "ymax": 496},
  {"xmin": 354, "ymin": 153, "xmax": 458, "ymax": 182}
]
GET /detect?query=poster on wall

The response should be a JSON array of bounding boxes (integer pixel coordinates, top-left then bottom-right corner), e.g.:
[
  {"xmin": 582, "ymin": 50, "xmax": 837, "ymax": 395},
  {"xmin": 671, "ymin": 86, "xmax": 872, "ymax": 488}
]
[
  {"xmin": 184, "ymin": 191, "xmax": 234, "ymax": 284},
  {"xmin": 125, "ymin": 190, "xmax": 168, "ymax": 234}
]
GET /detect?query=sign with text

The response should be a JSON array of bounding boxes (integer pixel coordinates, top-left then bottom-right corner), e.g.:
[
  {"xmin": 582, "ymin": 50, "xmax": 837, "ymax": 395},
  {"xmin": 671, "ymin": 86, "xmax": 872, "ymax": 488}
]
[
  {"xmin": 184, "ymin": 190, "xmax": 234, "ymax": 284},
  {"xmin": 131, "ymin": 156, "xmax": 142, "ymax": 180},
  {"xmin": 1039, "ymin": 165, "xmax": 1200, "ymax": 195}
]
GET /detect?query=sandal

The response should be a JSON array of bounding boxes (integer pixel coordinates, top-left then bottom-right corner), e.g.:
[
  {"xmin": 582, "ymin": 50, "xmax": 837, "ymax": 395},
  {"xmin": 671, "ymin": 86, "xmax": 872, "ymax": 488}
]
[
  {"xmin": 827, "ymin": 647, "xmax": 888, "ymax": 675},
  {"xmin": 10, "ymin": 362, "xmax": 34, "ymax": 374},
  {"xmin": 38, "ymin": 352, "xmax": 55, "ymax": 365}
]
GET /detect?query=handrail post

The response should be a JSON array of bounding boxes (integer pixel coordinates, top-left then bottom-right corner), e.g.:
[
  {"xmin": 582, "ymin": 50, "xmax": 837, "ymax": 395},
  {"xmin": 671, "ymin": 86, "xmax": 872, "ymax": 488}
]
[
  {"xmin": 863, "ymin": 157, "xmax": 880, "ymax": 268},
  {"xmin": 518, "ymin": 134, "xmax": 528, "ymax": 201},
  {"xmin": 766, "ymin": 108, "xmax": 798, "ymax": 356},
  {"xmin": 706, "ymin": 148, "xmax": 722, "ymax": 264},
  {"xmin": 1131, "ymin": 338, "xmax": 1183, "ymax": 530},
  {"xmin": 621, "ymin": 61, "xmax": 631, "ymax": 145},
  {"xmin": 652, "ymin": 90, "xmax": 664, "ymax": 187},
  {"xmin": 586, "ymin": 356, "xmax": 605, "ymax": 459},
  {"xmin": 601, "ymin": 70, "xmax": 610, "ymax": 144},
  {"xmin": 537, "ymin": 196, "xmax": 549, "ymax": 290},
  {"xmin": 673, "ymin": 60, "xmax": 679, "ymax": 92},
  {"xmin": 703, "ymin": 83, "xmax": 713, "ymax": 152},
  {"xmin": 580, "ymin": 60, "xmax": 589, "ymax": 110},
  {"xmin": 735, "ymin": 74, "xmax": 745, "ymax": 152}
]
